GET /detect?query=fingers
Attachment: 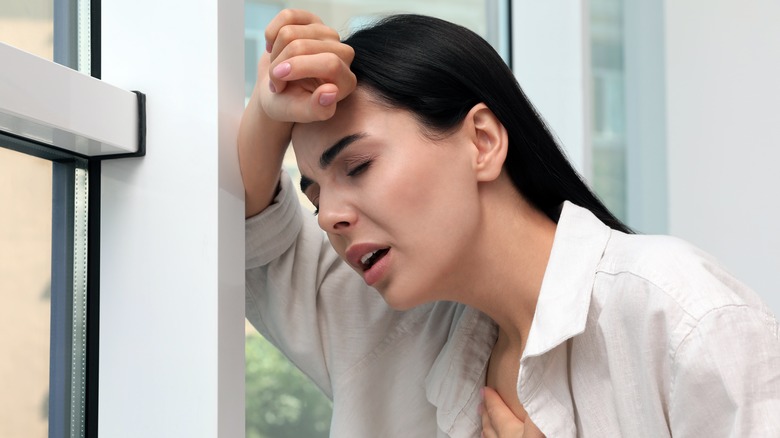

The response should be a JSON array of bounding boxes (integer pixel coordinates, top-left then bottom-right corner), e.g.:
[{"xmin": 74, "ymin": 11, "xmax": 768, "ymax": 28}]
[
  {"xmin": 255, "ymin": 9, "xmax": 356, "ymax": 123},
  {"xmin": 269, "ymin": 24, "xmax": 342, "ymax": 93},
  {"xmin": 265, "ymin": 10, "xmax": 344, "ymax": 94},
  {"xmin": 483, "ymin": 387, "xmax": 524, "ymax": 430},
  {"xmin": 521, "ymin": 417, "xmax": 546, "ymax": 438},
  {"xmin": 480, "ymin": 387, "xmax": 526, "ymax": 438},
  {"xmin": 264, "ymin": 9, "xmax": 325, "ymax": 52},
  {"xmin": 271, "ymin": 50, "xmax": 356, "ymax": 98},
  {"xmin": 261, "ymin": 81, "xmax": 342, "ymax": 123},
  {"xmin": 266, "ymin": 9, "xmax": 355, "ymax": 100},
  {"xmin": 260, "ymin": 49, "xmax": 355, "ymax": 123},
  {"xmin": 268, "ymin": 23, "xmax": 341, "ymax": 61},
  {"xmin": 481, "ymin": 403, "xmax": 498, "ymax": 438},
  {"xmin": 271, "ymin": 38, "xmax": 355, "ymax": 73}
]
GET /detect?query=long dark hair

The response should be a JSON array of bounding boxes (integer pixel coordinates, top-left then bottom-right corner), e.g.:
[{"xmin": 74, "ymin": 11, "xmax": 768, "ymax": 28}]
[{"xmin": 343, "ymin": 14, "xmax": 632, "ymax": 233}]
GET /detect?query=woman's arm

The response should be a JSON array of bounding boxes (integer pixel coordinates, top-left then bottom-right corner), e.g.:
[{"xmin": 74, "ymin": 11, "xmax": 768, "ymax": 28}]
[
  {"xmin": 242, "ymin": 10, "xmax": 376, "ymax": 395},
  {"xmin": 238, "ymin": 9, "xmax": 356, "ymax": 217},
  {"xmin": 238, "ymin": 83, "xmax": 291, "ymax": 218}
]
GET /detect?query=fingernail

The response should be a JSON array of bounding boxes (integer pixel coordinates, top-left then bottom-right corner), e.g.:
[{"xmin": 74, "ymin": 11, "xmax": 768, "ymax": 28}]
[
  {"xmin": 319, "ymin": 92, "xmax": 337, "ymax": 106},
  {"xmin": 477, "ymin": 402, "xmax": 484, "ymax": 415},
  {"xmin": 272, "ymin": 62, "xmax": 291, "ymax": 78},
  {"xmin": 266, "ymin": 40, "xmax": 272, "ymax": 53},
  {"xmin": 268, "ymin": 80, "xmax": 276, "ymax": 93},
  {"xmin": 480, "ymin": 387, "xmax": 485, "ymax": 398}
]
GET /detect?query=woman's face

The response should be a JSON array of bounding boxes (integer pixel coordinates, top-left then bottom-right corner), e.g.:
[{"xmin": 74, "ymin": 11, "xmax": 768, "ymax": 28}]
[{"xmin": 291, "ymin": 88, "xmax": 485, "ymax": 310}]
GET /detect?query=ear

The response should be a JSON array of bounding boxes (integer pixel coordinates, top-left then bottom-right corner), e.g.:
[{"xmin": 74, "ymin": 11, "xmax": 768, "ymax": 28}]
[{"xmin": 464, "ymin": 103, "xmax": 508, "ymax": 182}]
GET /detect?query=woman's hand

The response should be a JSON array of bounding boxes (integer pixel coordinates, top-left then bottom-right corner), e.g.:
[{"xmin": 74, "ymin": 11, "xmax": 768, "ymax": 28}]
[
  {"xmin": 260, "ymin": 9, "xmax": 357, "ymax": 123},
  {"xmin": 239, "ymin": 9, "xmax": 357, "ymax": 217},
  {"xmin": 480, "ymin": 387, "xmax": 545, "ymax": 438}
]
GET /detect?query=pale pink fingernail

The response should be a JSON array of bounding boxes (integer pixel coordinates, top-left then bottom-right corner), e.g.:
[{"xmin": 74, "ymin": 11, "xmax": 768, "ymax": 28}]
[
  {"xmin": 319, "ymin": 92, "xmax": 337, "ymax": 106},
  {"xmin": 272, "ymin": 62, "xmax": 291, "ymax": 78},
  {"xmin": 269, "ymin": 80, "xmax": 277, "ymax": 93},
  {"xmin": 266, "ymin": 40, "xmax": 272, "ymax": 53},
  {"xmin": 480, "ymin": 387, "xmax": 485, "ymax": 398}
]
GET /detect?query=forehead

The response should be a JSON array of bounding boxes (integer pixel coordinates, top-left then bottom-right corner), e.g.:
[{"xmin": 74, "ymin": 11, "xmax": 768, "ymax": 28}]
[{"xmin": 291, "ymin": 88, "xmax": 372, "ymax": 155}]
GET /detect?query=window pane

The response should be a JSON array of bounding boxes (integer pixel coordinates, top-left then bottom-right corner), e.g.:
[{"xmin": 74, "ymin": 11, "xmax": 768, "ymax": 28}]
[
  {"xmin": 0, "ymin": 140, "xmax": 91, "ymax": 438},
  {"xmin": 0, "ymin": 147, "xmax": 52, "ymax": 438},
  {"xmin": 243, "ymin": 2, "xmax": 508, "ymax": 437},
  {"xmin": 1, "ymin": 0, "xmax": 92, "ymax": 73},
  {"xmin": 1, "ymin": 2, "xmax": 93, "ymax": 437},
  {"xmin": 0, "ymin": 1, "xmax": 53, "ymax": 60},
  {"xmin": 590, "ymin": 0, "xmax": 627, "ymax": 222}
]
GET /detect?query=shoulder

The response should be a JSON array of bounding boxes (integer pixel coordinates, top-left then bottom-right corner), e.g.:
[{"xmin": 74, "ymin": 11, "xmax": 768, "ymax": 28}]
[
  {"xmin": 595, "ymin": 232, "xmax": 770, "ymax": 321},
  {"xmin": 589, "ymin": 232, "xmax": 778, "ymax": 372}
]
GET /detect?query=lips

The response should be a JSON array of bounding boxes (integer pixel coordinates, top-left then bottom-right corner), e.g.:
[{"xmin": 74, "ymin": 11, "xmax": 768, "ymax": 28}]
[
  {"xmin": 346, "ymin": 243, "xmax": 390, "ymax": 271},
  {"xmin": 345, "ymin": 243, "xmax": 391, "ymax": 286},
  {"xmin": 360, "ymin": 248, "xmax": 389, "ymax": 270}
]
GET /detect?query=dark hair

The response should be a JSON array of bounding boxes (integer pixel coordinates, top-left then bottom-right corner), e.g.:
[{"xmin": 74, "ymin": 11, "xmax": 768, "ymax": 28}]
[{"xmin": 343, "ymin": 14, "xmax": 632, "ymax": 233}]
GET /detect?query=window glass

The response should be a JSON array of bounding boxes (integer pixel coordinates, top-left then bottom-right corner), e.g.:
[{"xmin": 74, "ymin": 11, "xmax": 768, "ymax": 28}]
[
  {"xmin": 243, "ymin": 2, "xmax": 508, "ymax": 437},
  {"xmin": 0, "ymin": 147, "xmax": 52, "ymax": 438},
  {"xmin": 0, "ymin": 1, "xmax": 53, "ymax": 60},
  {"xmin": 1, "ymin": 1, "xmax": 92, "ymax": 436},
  {"xmin": 590, "ymin": 0, "xmax": 627, "ymax": 221},
  {"xmin": 0, "ymin": 5, "xmax": 54, "ymax": 432},
  {"xmin": 0, "ymin": 5, "xmax": 54, "ymax": 438}
]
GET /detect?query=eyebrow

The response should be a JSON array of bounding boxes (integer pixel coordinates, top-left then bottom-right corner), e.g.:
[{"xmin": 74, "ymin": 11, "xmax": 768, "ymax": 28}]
[
  {"xmin": 319, "ymin": 133, "xmax": 367, "ymax": 168},
  {"xmin": 299, "ymin": 132, "xmax": 367, "ymax": 193}
]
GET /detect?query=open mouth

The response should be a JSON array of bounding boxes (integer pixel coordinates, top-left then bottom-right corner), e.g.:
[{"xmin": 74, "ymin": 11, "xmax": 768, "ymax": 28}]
[{"xmin": 360, "ymin": 248, "xmax": 390, "ymax": 271}]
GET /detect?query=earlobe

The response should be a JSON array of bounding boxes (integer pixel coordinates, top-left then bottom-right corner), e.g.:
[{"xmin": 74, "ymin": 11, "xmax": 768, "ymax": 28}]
[{"xmin": 468, "ymin": 104, "xmax": 508, "ymax": 182}]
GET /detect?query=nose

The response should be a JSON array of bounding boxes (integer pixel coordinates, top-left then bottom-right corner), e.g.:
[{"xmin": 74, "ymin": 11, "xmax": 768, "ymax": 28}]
[{"xmin": 316, "ymin": 191, "xmax": 356, "ymax": 234}]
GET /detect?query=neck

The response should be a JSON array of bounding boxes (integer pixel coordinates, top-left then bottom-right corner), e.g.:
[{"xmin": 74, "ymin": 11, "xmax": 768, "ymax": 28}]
[{"xmin": 450, "ymin": 174, "xmax": 557, "ymax": 350}]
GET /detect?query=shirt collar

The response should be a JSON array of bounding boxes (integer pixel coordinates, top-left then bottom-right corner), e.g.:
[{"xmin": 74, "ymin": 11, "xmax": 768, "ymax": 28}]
[
  {"xmin": 425, "ymin": 304, "xmax": 498, "ymax": 435},
  {"xmin": 422, "ymin": 202, "xmax": 613, "ymax": 433},
  {"xmin": 523, "ymin": 201, "xmax": 613, "ymax": 358}
]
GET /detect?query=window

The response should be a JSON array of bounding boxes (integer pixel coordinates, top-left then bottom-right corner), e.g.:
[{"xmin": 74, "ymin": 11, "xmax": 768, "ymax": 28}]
[
  {"xmin": 588, "ymin": 0, "xmax": 668, "ymax": 234},
  {"xmin": 242, "ymin": 2, "xmax": 510, "ymax": 437},
  {"xmin": 589, "ymin": 0, "xmax": 627, "ymax": 222},
  {"xmin": 0, "ymin": 129, "xmax": 93, "ymax": 438},
  {"xmin": 0, "ymin": 147, "xmax": 54, "ymax": 438},
  {"xmin": 1, "ymin": 1, "xmax": 141, "ymax": 437},
  {"xmin": 0, "ymin": 3, "xmax": 91, "ymax": 437}
]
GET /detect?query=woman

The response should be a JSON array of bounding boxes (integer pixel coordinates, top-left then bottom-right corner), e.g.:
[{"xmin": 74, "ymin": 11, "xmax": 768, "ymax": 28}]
[{"xmin": 239, "ymin": 9, "xmax": 780, "ymax": 437}]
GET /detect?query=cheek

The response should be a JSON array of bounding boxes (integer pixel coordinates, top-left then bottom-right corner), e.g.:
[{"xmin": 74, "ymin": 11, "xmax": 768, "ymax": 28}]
[
  {"xmin": 379, "ymin": 153, "xmax": 480, "ymax": 239},
  {"xmin": 326, "ymin": 233, "xmax": 348, "ymax": 260}
]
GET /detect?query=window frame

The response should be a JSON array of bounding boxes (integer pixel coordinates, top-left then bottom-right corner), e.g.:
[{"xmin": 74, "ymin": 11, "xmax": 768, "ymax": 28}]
[
  {"xmin": 0, "ymin": 131, "xmax": 97, "ymax": 437},
  {"xmin": 1, "ymin": 1, "xmax": 142, "ymax": 436}
]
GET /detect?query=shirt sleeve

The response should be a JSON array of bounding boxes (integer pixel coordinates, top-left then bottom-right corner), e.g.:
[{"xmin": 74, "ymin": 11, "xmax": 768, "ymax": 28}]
[
  {"xmin": 245, "ymin": 171, "xmax": 403, "ymax": 398},
  {"xmin": 669, "ymin": 304, "xmax": 780, "ymax": 437}
]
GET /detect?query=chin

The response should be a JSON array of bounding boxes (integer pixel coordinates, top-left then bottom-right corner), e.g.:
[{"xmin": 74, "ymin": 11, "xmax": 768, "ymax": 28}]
[{"xmin": 378, "ymin": 287, "xmax": 430, "ymax": 312}]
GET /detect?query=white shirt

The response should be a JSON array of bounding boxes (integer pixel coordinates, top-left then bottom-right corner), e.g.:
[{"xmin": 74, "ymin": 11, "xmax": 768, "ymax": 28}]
[{"xmin": 246, "ymin": 172, "xmax": 780, "ymax": 437}]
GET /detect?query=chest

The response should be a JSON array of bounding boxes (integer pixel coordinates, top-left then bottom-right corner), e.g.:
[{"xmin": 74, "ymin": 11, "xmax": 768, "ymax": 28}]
[
  {"xmin": 486, "ymin": 343, "xmax": 528, "ymax": 421},
  {"xmin": 517, "ymin": 330, "xmax": 673, "ymax": 437}
]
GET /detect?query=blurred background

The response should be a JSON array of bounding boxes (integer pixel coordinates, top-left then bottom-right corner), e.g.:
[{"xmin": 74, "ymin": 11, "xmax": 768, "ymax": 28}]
[{"xmin": 2, "ymin": 0, "xmax": 778, "ymax": 436}]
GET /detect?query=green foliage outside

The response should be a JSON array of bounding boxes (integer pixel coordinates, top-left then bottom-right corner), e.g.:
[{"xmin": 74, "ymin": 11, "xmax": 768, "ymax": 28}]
[{"xmin": 246, "ymin": 332, "xmax": 332, "ymax": 438}]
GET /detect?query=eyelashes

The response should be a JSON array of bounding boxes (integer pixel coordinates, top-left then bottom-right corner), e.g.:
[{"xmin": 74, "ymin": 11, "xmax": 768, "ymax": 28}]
[
  {"xmin": 347, "ymin": 159, "xmax": 372, "ymax": 177},
  {"xmin": 311, "ymin": 159, "xmax": 373, "ymax": 216}
]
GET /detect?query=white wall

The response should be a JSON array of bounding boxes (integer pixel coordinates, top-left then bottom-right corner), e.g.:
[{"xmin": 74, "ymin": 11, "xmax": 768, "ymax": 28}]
[
  {"xmin": 99, "ymin": 0, "xmax": 246, "ymax": 436},
  {"xmin": 664, "ymin": 1, "xmax": 780, "ymax": 314}
]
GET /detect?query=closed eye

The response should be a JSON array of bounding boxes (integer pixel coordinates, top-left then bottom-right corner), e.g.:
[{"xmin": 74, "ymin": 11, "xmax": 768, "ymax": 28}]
[
  {"xmin": 347, "ymin": 160, "xmax": 372, "ymax": 177},
  {"xmin": 311, "ymin": 196, "xmax": 319, "ymax": 216}
]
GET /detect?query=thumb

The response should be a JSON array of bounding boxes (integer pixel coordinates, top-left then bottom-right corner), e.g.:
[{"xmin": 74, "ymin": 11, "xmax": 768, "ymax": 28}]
[
  {"xmin": 483, "ymin": 387, "xmax": 521, "ymax": 425},
  {"xmin": 482, "ymin": 387, "xmax": 525, "ymax": 437}
]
